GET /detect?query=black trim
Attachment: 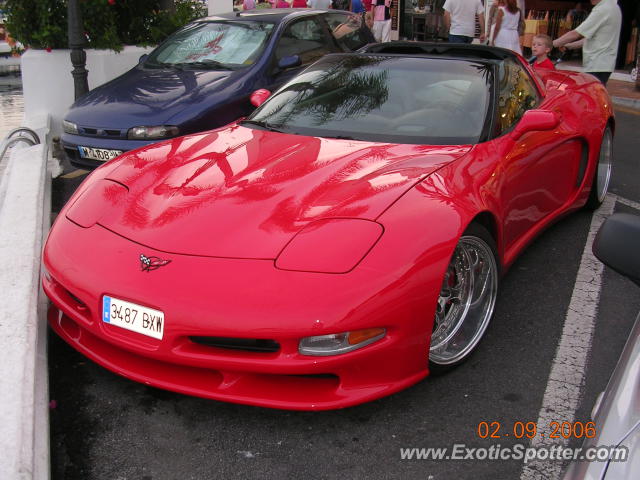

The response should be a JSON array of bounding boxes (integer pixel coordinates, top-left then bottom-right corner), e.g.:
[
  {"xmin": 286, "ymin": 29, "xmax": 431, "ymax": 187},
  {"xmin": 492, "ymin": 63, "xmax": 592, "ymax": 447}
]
[
  {"xmin": 190, "ymin": 336, "xmax": 281, "ymax": 353},
  {"xmin": 359, "ymin": 42, "xmax": 521, "ymax": 62}
]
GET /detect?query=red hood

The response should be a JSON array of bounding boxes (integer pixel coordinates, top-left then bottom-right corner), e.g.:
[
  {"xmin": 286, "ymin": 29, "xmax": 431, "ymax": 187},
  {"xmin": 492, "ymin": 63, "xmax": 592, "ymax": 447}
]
[{"xmin": 88, "ymin": 124, "xmax": 470, "ymax": 258}]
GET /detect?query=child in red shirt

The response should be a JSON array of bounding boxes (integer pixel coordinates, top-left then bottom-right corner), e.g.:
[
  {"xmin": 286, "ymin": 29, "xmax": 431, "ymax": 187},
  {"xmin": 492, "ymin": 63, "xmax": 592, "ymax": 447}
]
[{"xmin": 532, "ymin": 34, "xmax": 555, "ymax": 71}]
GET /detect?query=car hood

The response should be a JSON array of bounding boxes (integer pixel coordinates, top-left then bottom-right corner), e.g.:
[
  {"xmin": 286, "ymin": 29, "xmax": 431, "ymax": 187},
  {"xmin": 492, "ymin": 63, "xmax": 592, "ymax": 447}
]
[
  {"xmin": 71, "ymin": 125, "xmax": 471, "ymax": 258},
  {"xmin": 66, "ymin": 66, "xmax": 239, "ymax": 128}
]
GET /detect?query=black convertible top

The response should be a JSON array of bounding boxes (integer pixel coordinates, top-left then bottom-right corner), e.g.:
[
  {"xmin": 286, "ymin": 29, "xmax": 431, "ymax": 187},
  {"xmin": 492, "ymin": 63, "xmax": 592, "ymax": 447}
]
[{"xmin": 360, "ymin": 42, "xmax": 520, "ymax": 62}]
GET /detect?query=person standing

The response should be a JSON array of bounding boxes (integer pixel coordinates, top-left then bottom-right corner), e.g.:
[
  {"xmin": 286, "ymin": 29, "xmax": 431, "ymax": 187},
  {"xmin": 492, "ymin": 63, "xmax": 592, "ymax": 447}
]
[
  {"xmin": 531, "ymin": 34, "xmax": 555, "ymax": 70},
  {"xmin": 552, "ymin": 0, "xmax": 622, "ymax": 85},
  {"xmin": 490, "ymin": 0, "xmax": 523, "ymax": 54},
  {"xmin": 372, "ymin": 0, "xmax": 391, "ymax": 42},
  {"xmin": 488, "ymin": 0, "xmax": 506, "ymax": 44},
  {"xmin": 443, "ymin": 0, "xmax": 485, "ymax": 44},
  {"xmin": 351, "ymin": 0, "xmax": 365, "ymax": 15},
  {"xmin": 333, "ymin": 0, "xmax": 350, "ymax": 9},
  {"xmin": 243, "ymin": 0, "xmax": 257, "ymax": 9},
  {"xmin": 292, "ymin": 0, "xmax": 308, "ymax": 6}
]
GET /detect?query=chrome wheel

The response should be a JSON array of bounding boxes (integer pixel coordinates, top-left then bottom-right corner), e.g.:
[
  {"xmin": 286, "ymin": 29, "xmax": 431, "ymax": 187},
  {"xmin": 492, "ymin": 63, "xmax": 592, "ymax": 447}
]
[
  {"xmin": 595, "ymin": 127, "xmax": 613, "ymax": 203},
  {"xmin": 586, "ymin": 126, "xmax": 614, "ymax": 209},
  {"xmin": 430, "ymin": 233, "xmax": 498, "ymax": 366}
]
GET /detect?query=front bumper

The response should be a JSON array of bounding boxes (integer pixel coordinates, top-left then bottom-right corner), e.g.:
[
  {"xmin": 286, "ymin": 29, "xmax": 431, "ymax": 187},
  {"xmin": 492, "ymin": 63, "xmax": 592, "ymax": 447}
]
[{"xmin": 43, "ymin": 218, "xmax": 437, "ymax": 410}]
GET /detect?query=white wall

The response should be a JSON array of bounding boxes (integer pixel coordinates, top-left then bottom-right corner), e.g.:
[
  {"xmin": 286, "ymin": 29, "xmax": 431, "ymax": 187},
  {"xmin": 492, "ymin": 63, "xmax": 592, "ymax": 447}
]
[
  {"xmin": 209, "ymin": 0, "xmax": 234, "ymax": 15},
  {"xmin": 21, "ymin": 46, "xmax": 154, "ymax": 137}
]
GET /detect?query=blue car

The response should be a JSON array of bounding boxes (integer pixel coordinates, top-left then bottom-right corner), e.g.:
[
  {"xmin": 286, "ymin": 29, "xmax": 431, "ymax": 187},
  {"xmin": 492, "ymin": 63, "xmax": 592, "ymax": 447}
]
[{"xmin": 61, "ymin": 9, "xmax": 374, "ymax": 169}]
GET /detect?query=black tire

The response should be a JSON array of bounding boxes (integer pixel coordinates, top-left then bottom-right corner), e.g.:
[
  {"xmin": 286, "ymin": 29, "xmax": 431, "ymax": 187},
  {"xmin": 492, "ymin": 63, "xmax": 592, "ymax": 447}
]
[
  {"xmin": 429, "ymin": 223, "xmax": 499, "ymax": 375},
  {"xmin": 585, "ymin": 125, "xmax": 613, "ymax": 210}
]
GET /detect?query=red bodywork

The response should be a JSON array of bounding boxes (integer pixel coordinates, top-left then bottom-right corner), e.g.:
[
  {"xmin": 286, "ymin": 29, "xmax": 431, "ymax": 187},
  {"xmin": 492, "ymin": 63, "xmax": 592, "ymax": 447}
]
[{"xmin": 43, "ymin": 64, "xmax": 613, "ymax": 410}]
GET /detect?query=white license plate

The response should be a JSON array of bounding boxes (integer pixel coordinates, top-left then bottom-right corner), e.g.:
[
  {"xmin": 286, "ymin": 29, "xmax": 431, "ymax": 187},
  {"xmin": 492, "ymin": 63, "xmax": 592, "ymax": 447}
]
[
  {"xmin": 78, "ymin": 146, "xmax": 123, "ymax": 162},
  {"xmin": 102, "ymin": 296, "xmax": 164, "ymax": 340}
]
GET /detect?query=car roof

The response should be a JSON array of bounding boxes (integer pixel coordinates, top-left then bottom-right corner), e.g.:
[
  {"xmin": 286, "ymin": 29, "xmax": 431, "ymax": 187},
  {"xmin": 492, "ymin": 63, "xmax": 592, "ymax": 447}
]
[
  {"xmin": 360, "ymin": 42, "xmax": 520, "ymax": 63},
  {"xmin": 196, "ymin": 8, "xmax": 337, "ymax": 24}
]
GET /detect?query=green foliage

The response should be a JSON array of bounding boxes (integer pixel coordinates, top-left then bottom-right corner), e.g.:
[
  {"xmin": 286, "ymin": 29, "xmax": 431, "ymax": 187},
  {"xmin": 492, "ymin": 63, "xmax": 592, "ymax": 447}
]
[{"xmin": 4, "ymin": 0, "xmax": 206, "ymax": 51}]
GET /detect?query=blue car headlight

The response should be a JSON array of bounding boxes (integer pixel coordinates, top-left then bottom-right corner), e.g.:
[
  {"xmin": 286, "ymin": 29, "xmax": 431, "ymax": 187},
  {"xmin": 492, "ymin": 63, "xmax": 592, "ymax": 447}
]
[
  {"xmin": 127, "ymin": 125, "xmax": 179, "ymax": 140},
  {"xmin": 275, "ymin": 218, "xmax": 384, "ymax": 274},
  {"xmin": 62, "ymin": 120, "xmax": 78, "ymax": 135}
]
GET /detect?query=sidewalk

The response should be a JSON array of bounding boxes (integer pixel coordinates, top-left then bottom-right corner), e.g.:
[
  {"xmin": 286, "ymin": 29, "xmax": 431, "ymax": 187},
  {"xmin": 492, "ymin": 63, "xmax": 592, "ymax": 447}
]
[
  {"xmin": 556, "ymin": 59, "xmax": 640, "ymax": 111},
  {"xmin": 606, "ymin": 78, "xmax": 640, "ymax": 111}
]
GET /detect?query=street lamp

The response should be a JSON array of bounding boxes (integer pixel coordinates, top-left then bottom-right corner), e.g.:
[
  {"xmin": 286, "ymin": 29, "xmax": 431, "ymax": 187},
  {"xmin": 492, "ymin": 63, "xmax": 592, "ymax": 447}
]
[{"xmin": 67, "ymin": 0, "xmax": 89, "ymax": 100}]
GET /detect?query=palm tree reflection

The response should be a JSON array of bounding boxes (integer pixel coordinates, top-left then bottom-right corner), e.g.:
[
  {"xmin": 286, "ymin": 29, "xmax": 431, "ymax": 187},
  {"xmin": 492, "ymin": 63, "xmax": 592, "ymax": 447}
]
[{"xmin": 258, "ymin": 56, "xmax": 389, "ymax": 128}]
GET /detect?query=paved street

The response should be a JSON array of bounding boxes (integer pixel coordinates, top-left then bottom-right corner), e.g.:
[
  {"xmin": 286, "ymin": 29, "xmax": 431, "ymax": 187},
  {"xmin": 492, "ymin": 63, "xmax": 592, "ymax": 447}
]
[{"xmin": 48, "ymin": 109, "xmax": 640, "ymax": 480}]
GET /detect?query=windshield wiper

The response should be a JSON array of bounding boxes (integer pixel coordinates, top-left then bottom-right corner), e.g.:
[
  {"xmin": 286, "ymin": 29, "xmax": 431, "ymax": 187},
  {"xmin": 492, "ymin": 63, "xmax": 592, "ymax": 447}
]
[
  {"xmin": 328, "ymin": 135, "xmax": 355, "ymax": 140},
  {"xmin": 175, "ymin": 60, "xmax": 233, "ymax": 70},
  {"xmin": 240, "ymin": 119, "xmax": 285, "ymax": 133},
  {"xmin": 143, "ymin": 61, "xmax": 172, "ymax": 69}
]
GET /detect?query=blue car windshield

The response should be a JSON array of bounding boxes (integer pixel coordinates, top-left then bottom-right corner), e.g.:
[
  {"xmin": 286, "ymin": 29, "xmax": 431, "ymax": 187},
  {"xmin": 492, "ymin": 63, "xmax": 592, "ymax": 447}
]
[
  {"xmin": 246, "ymin": 55, "xmax": 493, "ymax": 145},
  {"xmin": 147, "ymin": 21, "xmax": 275, "ymax": 69}
]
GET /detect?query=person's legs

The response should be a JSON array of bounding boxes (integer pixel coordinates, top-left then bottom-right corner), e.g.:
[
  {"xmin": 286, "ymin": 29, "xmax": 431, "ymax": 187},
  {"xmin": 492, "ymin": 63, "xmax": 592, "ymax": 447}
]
[
  {"xmin": 587, "ymin": 72, "xmax": 612, "ymax": 85},
  {"xmin": 380, "ymin": 19, "xmax": 391, "ymax": 42},
  {"xmin": 448, "ymin": 34, "xmax": 473, "ymax": 43},
  {"xmin": 372, "ymin": 21, "xmax": 382, "ymax": 42}
]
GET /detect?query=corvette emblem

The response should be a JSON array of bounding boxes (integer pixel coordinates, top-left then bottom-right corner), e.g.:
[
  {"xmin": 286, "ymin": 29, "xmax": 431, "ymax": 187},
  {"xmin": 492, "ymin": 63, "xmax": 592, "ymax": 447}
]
[{"xmin": 139, "ymin": 254, "xmax": 171, "ymax": 272}]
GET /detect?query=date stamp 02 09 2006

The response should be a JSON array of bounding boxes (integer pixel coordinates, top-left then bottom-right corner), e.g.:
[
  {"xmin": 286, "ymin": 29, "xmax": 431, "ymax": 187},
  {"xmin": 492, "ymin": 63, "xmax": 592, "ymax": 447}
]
[{"xmin": 476, "ymin": 421, "xmax": 597, "ymax": 441}]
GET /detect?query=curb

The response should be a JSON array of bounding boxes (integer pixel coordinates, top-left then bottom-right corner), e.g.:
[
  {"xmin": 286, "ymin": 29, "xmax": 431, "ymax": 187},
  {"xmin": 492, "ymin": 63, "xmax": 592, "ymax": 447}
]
[
  {"xmin": 0, "ymin": 115, "xmax": 51, "ymax": 480},
  {"xmin": 611, "ymin": 95, "xmax": 640, "ymax": 111}
]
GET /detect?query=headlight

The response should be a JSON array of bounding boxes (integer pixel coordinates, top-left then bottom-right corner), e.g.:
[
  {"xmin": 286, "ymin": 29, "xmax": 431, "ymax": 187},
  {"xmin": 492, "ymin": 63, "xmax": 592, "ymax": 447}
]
[
  {"xmin": 65, "ymin": 179, "xmax": 128, "ymax": 228},
  {"xmin": 276, "ymin": 218, "xmax": 383, "ymax": 273},
  {"xmin": 127, "ymin": 125, "xmax": 179, "ymax": 140},
  {"xmin": 299, "ymin": 328, "xmax": 386, "ymax": 356},
  {"xmin": 62, "ymin": 120, "xmax": 78, "ymax": 135}
]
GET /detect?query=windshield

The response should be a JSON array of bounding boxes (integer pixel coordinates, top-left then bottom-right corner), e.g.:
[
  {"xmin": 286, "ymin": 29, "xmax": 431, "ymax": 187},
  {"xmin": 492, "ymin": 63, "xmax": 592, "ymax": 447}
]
[
  {"xmin": 246, "ymin": 55, "xmax": 492, "ymax": 144},
  {"xmin": 146, "ymin": 21, "xmax": 275, "ymax": 69}
]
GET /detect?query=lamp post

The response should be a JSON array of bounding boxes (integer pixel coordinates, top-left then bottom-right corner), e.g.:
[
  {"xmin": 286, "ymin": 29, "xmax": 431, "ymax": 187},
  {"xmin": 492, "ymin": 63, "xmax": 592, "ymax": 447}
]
[{"xmin": 68, "ymin": 0, "xmax": 89, "ymax": 100}]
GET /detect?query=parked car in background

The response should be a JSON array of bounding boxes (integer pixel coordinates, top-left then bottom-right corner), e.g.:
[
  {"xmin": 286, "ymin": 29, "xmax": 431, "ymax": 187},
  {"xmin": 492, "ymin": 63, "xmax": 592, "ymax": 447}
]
[
  {"xmin": 61, "ymin": 9, "xmax": 374, "ymax": 169},
  {"xmin": 563, "ymin": 213, "xmax": 640, "ymax": 480},
  {"xmin": 44, "ymin": 44, "xmax": 615, "ymax": 410}
]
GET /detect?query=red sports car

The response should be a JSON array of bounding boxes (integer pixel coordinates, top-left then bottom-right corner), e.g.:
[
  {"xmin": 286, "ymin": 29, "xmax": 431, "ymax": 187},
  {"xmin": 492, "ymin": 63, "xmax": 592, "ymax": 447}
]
[{"xmin": 43, "ymin": 43, "xmax": 614, "ymax": 410}]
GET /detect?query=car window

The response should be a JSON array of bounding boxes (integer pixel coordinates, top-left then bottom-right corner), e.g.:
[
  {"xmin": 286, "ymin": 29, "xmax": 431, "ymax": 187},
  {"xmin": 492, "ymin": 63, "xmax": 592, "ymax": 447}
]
[
  {"xmin": 148, "ymin": 21, "xmax": 275, "ymax": 68},
  {"xmin": 275, "ymin": 18, "xmax": 333, "ymax": 65},
  {"xmin": 247, "ymin": 55, "xmax": 492, "ymax": 145},
  {"xmin": 495, "ymin": 59, "xmax": 540, "ymax": 135},
  {"xmin": 324, "ymin": 13, "xmax": 370, "ymax": 51}
]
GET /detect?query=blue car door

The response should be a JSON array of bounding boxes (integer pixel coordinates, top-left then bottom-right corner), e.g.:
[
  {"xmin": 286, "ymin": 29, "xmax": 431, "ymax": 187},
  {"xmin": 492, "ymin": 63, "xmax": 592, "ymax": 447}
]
[{"xmin": 266, "ymin": 16, "xmax": 338, "ymax": 91}]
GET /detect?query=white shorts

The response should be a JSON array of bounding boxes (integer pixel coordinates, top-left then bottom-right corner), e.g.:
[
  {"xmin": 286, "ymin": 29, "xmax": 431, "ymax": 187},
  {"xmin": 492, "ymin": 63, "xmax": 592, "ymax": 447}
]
[{"xmin": 372, "ymin": 19, "xmax": 391, "ymax": 43}]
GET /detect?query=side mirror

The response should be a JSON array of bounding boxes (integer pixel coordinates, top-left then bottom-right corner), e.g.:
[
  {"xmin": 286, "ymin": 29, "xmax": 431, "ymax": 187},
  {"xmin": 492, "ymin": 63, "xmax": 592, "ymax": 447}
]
[
  {"xmin": 250, "ymin": 89, "xmax": 271, "ymax": 108},
  {"xmin": 278, "ymin": 55, "xmax": 301, "ymax": 70},
  {"xmin": 511, "ymin": 109, "xmax": 561, "ymax": 139},
  {"xmin": 138, "ymin": 54, "xmax": 149, "ymax": 64},
  {"xmin": 593, "ymin": 213, "xmax": 640, "ymax": 287}
]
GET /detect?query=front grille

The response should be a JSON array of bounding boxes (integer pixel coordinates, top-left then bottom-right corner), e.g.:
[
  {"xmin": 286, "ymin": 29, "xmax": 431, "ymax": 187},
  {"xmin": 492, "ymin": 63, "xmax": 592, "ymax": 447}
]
[
  {"xmin": 77, "ymin": 127, "xmax": 125, "ymax": 139},
  {"xmin": 190, "ymin": 336, "xmax": 281, "ymax": 353}
]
